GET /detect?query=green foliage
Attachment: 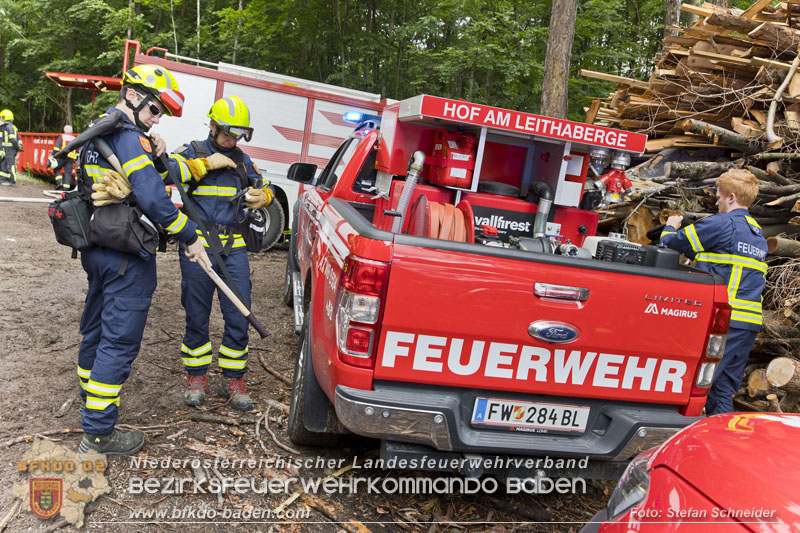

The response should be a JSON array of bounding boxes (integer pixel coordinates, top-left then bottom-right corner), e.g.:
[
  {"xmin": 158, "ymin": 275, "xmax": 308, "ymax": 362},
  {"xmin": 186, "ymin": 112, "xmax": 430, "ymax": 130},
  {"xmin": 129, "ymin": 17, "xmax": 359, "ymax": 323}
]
[{"xmin": 1, "ymin": 0, "xmax": 678, "ymax": 129}]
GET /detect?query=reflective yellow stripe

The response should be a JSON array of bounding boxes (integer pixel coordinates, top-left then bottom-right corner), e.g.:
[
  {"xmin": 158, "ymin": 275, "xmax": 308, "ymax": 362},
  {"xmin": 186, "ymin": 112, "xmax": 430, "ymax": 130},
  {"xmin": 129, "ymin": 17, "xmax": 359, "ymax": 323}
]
[
  {"xmin": 745, "ymin": 215, "xmax": 761, "ymax": 229},
  {"xmin": 83, "ymin": 165, "xmax": 115, "ymax": 184},
  {"xmin": 192, "ymin": 185, "xmax": 238, "ymax": 197},
  {"xmin": 181, "ymin": 342, "xmax": 212, "ymax": 356},
  {"xmin": 79, "ymin": 380, "xmax": 88, "ymax": 390},
  {"xmin": 170, "ymin": 153, "xmax": 192, "ymax": 184},
  {"xmin": 695, "ymin": 253, "xmax": 768, "ymax": 274},
  {"xmin": 86, "ymin": 396, "xmax": 120, "ymax": 410},
  {"xmin": 660, "ymin": 229, "xmax": 677, "ymax": 238},
  {"xmin": 77, "ymin": 366, "xmax": 91, "ymax": 379},
  {"xmin": 218, "ymin": 358, "xmax": 248, "ymax": 370},
  {"xmin": 182, "ymin": 355, "xmax": 213, "ymax": 367},
  {"xmin": 85, "ymin": 380, "xmax": 122, "ymax": 396},
  {"xmin": 164, "ymin": 211, "xmax": 188, "ymax": 234},
  {"xmin": 686, "ymin": 225, "xmax": 704, "ymax": 253},
  {"xmin": 122, "ymin": 154, "xmax": 150, "ymax": 175},
  {"xmin": 219, "ymin": 345, "xmax": 248, "ymax": 358},
  {"xmin": 195, "ymin": 234, "xmax": 246, "ymax": 248},
  {"xmin": 729, "ymin": 298, "xmax": 762, "ymax": 312},
  {"xmin": 728, "ymin": 265, "xmax": 742, "ymax": 300},
  {"xmin": 731, "ymin": 311, "xmax": 763, "ymax": 325}
]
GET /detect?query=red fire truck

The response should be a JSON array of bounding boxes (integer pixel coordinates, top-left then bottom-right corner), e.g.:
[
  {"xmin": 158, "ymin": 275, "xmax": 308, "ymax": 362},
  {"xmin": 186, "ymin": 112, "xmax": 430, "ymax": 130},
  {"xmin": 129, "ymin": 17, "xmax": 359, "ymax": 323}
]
[{"xmin": 282, "ymin": 94, "xmax": 731, "ymax": 479}]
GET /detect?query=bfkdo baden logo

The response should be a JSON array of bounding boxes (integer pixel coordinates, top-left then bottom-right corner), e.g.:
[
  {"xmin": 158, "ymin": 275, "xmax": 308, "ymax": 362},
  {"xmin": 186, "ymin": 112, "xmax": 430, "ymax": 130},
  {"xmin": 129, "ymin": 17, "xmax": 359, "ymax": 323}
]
[{"xmin": 30, "ymin": 478, "xmax": 63, "ymax": 519}]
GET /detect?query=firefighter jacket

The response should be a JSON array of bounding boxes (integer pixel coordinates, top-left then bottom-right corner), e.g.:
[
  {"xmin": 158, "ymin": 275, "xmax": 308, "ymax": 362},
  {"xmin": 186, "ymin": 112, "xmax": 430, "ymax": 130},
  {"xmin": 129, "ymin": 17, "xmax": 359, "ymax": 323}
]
[
  {"xmin": 660, "ymin": 208, "xmax": 767, "ymax": 331},
  {"xmin": 0, "ymin": 121, "xmax": 22, "ymax": 153},
  {"xmin": 169, "ymin": 137, "xmax": 262, "ymax": 250},
  {"xmin": 78, "ymin": 108, "xmax": 198, "ymax": 246},
  {"xmin": 52, "ymin": 133, "xmax": 79, "ymax": 160}
]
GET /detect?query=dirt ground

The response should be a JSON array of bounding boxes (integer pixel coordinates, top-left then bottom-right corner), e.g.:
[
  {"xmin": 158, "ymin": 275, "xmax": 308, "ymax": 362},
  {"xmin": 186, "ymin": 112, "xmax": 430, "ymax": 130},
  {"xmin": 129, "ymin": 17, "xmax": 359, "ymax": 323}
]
[{"xmin": 0, "ymin": 176, "xmax": 613, "ymax": 532}]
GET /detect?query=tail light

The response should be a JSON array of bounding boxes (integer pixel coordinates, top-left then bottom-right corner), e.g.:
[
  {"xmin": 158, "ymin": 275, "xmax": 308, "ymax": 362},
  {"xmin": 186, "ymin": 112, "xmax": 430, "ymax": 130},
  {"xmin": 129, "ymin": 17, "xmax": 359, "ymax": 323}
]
[
  {"xmin": 690, "ymin": 303, "xmax": 731, "ymax": 396},
  {"xmin": 335, "ymin": 256, "xmax": 390, "ymax": 368}
]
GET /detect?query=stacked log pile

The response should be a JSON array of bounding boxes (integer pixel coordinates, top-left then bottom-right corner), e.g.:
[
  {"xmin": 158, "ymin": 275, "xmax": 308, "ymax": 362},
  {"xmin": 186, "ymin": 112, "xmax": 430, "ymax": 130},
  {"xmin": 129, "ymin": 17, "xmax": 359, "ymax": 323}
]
[
  {"xmin": 584, "ymin": 1, "xmax": 800, "ymax": 414},
  {"xmin": 583, "ymin": 1, "xmax": 800, "ymax": 154}
]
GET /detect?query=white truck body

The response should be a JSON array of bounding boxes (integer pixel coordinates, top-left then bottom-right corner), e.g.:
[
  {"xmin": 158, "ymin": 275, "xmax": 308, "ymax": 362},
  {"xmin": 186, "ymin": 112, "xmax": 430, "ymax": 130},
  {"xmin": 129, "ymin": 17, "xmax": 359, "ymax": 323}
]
[{"xmin": 133, "ymin": 50, "xmax": 387, "ymax": 246}]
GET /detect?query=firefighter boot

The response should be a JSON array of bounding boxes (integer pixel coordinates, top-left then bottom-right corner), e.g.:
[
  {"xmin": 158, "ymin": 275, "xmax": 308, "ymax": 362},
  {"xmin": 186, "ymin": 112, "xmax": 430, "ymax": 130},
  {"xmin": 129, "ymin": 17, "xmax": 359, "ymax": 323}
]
[
  {"xmin": 218, "ymin": 377, "xmax": 253, "ymax": 411},
  {"xmin": 55, "ymin": 176, "xmax": 64, "ymax": 190},
  {"xmin": 184, "ymin": 374, "xmax": 209, "ymax": 406},
  {"xmin": 78, "ymin": 429, "xmax": 144, "ymax": 456}
]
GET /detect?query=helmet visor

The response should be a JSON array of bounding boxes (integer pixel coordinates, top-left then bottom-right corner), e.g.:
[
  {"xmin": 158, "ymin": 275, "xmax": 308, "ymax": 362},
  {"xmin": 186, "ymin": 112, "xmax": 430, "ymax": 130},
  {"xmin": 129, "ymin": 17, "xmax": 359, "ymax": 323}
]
[
  {"xmin": 158, "ymin": 88, "xmax": 185, "ymax": 117},
  {"xmin": 221, "ymin": 125, "xmax": 253, "ymax": 142}
]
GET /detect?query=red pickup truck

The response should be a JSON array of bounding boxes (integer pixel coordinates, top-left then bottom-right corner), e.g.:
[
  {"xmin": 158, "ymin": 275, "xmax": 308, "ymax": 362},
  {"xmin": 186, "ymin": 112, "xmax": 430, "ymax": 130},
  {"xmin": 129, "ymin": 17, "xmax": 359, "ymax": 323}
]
[{"xmin": 281, "ymin": 95, "xmax": 731, "ymax": 479}]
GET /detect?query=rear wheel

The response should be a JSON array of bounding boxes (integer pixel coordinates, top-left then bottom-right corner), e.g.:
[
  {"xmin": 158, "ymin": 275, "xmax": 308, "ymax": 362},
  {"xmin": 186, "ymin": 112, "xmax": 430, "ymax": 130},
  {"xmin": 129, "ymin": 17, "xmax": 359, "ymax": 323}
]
[
  {"xmin": 260, "ymin": 200, "xmax": 285, "ymax": 251},
  {"xmin": 287, "ymin": 322, "xmax": 340, "ymax": 446}
]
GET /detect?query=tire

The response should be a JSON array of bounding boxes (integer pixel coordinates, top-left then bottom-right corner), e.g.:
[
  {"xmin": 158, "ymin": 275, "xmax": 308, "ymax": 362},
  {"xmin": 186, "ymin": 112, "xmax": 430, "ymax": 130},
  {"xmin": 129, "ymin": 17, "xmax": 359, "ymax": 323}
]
[
  {"xmin": 287, "ymin": 322, "xmax": 340, "ymax": 446},
  {"xmin": 260, "ymin": 200, "xmax": 285, "ymax": 251}
]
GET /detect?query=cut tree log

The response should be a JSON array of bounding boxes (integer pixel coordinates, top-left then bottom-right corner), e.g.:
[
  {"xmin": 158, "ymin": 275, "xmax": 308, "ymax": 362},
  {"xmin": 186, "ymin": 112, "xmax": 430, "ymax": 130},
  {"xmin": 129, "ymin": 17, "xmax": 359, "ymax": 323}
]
[
  {"xmin": 758, "ymin": 182, "xmax": 800, "ymax": 195},
  {"xmin": 754, "ymin": 337, "xmax": 800, "ymax": 349},
  {"xmin": 762, "ymin": 224, "xmax": 800, "ymax": 237},
  {"xmin": 783, "ymin": 308, "xmax": 800, "ymax": 327},
  {"xmin": 768, "ymin": 236, "xmax": 800, "ymax": 257},
  {"xmin": 749, "ymin": 23, "xmax": 800, "ymax": 55},
  {"xmin": 747, "ymin": 368, "xmax": 771, "ymax": 398},
  {"xmin": 665, "ymin": 161, "xmax": 736, "ymax": 181},
  {"xmin": 766, "ymin": 357, "xmax": 800, "ymax": 389},
  {"xmin": 707, "ymin": 8, "xmax": 762, "ymax": 33},
  {"xmin": 766, "ymin": 393, "xmax": 783, "ymax": 413},
  {"xmin": 679, "ymin": 118, "xmax": 763, "ymax": 154},
  {"xmin": 765, "ymin": 357, "xmax": 800, "ymax": 412},
  {"xmin": 766, "ymin": 190, "xmax": 800, "ymax": 206},
  {"xmin": 747, "ymin": 165, "xmax": 793, "ymax": 185}
]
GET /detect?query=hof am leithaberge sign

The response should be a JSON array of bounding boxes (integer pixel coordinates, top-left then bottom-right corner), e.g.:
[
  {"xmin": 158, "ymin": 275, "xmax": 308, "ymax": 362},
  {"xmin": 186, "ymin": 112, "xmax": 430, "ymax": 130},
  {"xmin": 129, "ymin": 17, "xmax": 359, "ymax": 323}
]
[{"xmin": 416, "ymin": 95, "xmax": 647, "ymax": 154}]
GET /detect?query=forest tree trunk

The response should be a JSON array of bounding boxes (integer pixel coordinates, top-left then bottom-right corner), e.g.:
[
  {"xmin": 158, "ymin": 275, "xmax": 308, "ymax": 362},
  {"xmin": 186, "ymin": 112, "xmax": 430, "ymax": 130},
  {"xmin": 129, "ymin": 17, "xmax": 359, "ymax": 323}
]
[
  {"xmin": 665, "ymin": 0, "xmax": 681, "ymax": 38},
  {"xmin": 541, "ymin": 0, "xmax": 578, "ymax": 118}
]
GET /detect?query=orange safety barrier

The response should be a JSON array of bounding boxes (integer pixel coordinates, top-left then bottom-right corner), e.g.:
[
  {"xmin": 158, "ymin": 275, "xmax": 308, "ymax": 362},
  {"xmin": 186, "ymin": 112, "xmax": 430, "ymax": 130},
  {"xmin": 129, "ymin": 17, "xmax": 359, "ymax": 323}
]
[{"xmin": 18, "ymin": 132, "xmax": 60, "ymax": 177}]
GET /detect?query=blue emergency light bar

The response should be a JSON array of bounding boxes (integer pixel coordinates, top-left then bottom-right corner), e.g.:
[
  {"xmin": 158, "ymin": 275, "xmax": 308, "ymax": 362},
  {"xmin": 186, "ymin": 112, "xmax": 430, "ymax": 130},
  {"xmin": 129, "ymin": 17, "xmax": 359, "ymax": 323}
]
[{"xmin": 343, "ymin": 111, "xmax": 382, "ymax": 125}]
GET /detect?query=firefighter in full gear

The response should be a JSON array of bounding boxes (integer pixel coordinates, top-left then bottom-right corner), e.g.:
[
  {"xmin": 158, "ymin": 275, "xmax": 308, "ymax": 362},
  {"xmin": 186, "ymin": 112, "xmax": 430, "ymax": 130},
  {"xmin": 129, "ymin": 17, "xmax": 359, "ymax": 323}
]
[
  {"xmin": 51, "ymin": 125, "xmax": 79, "ymax": 190},
  {"xmin": 0, "ymin": 109, "xmax": 23, "ymax": 186},
  {"xmin": 660, "ymin": 169, "xmax": 767, "ymax": 415},
  {"xmin": 169, "ymin": 95, "xmax": 273, "ymax": 411},
  {"xmin": 75, "ymin": 64, "xmax": 212, "ymax": 456}
]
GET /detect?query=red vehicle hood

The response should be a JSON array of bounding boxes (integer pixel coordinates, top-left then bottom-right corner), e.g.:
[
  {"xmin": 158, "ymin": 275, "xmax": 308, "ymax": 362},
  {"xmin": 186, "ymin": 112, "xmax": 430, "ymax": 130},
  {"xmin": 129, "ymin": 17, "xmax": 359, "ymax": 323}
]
[{"xmin": 650, "ymin": 413, "xmax": 800, "ymax": 528}]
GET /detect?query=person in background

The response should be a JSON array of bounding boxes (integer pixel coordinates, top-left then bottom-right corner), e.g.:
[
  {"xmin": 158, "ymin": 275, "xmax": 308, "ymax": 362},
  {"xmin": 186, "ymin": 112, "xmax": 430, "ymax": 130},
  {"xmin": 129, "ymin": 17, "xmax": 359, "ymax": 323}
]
[
  {"xmin": 51, "ymin": 125, "xmax": 79, "ymax": 190},
  {"xmin": 0, "ymin": 109, "xmax": 23, "ymax": 187},
  {"xmin": 169, "ymin": 95, "xmax": 272, "ymax": 411},
  {"xmin": 660, "ymin": 169, "xmax": 768, "ymax": 415}
]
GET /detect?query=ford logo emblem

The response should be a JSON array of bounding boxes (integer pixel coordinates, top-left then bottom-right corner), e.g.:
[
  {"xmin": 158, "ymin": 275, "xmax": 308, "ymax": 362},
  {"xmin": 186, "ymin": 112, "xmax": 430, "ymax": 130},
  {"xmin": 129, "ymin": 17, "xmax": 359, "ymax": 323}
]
[{"xmin": 528, "ymin": 321, "xmax": 580, "ymax": 344}]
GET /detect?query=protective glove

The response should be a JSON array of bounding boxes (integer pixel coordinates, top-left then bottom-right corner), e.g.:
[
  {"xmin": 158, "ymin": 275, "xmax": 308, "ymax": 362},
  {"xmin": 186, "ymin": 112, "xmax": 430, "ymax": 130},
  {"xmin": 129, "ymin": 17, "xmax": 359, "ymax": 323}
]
[
  {"xmin": 90, "ymin": 171, "xmax": 131, "ymax": 207},
  {"xmin": 244, "ymin": 186, "xmax": 273, "ymax": 209},
  {"xmin": 206, "ymin": 153, "xmax": 236, "ymax": 171},
  {"xmin": 184, "ymin": 153, "xmax": 236, "ymax": 182}
]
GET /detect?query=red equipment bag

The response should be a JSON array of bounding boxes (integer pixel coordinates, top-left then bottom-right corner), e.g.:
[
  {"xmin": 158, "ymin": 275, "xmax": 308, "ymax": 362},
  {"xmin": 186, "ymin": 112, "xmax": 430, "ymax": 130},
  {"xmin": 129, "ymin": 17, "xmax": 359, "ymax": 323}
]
[{"xmin": 427, "ymin": 129, "xmax": 477, "ymax": 188}]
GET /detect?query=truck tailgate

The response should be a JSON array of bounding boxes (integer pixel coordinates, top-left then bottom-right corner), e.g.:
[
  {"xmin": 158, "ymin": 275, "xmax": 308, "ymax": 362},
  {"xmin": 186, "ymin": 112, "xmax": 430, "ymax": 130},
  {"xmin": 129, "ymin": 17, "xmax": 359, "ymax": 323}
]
[{"xmin": 374, "ymin": 242, "xmax": 719, "ymax": 406}]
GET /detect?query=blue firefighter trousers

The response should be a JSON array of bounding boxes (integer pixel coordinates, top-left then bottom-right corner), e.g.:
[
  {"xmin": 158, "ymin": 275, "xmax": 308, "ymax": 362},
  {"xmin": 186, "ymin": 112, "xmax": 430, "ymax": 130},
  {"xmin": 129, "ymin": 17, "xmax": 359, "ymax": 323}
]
[
  {"xmin": 705, "ymin": 327, "xmax": 758, "ymax": 415},
  {"xmin": 78, "ymin": 247, "xmax": 156, "ymax": 435},
  {"xmin": 179, "ymin": 246, "xmax": 251, "ymax": 378}
]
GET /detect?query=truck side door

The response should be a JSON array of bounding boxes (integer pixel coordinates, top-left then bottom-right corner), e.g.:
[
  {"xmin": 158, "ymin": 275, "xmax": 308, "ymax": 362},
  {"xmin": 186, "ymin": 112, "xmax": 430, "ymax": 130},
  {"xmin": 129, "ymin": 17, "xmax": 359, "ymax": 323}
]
[{"xmin": 297, "ymin": 131, "xmax": 379, "ymax": 287}]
